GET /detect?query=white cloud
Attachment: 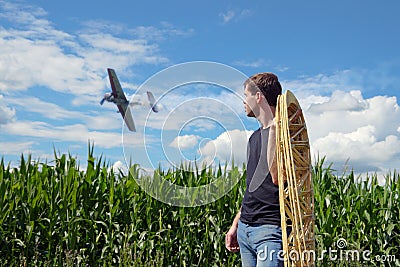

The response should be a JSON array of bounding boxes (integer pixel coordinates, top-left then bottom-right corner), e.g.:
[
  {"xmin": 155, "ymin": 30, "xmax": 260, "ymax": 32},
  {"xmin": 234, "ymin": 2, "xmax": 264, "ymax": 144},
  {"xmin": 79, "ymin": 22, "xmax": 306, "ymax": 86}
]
[
  {"xmin": 0, "ymin": 1, "xmax": 191, "ymax": 159},
  {"xmin": 308, "ymin": 90, "xmax": 367, "ymax": 113},
  {"xmin": 111, "ymin": 160, "xmax": 128, "ymax": 175},
  {"xmin": 282, "ymin": 70, "xmax": 364, "ymax": 98},
  {"xmin": 302, "ymin": 90, "xmax": 400, "ymax": 173},
  {"xmin": 304, "ymin": 90, "xmax": 400, "ymax": 142},
  {"xmin": 72, "ymin": 94, "xmax": 107, "ymax": 106},
  {"xmin": 276, "ymin": 69, "xmax": 400, "ymax": 174},
  {"xmin": 0, "ymin": 94, "xmax": 15, "ymax": 124},
  {"xmin": 4, "ymin": 94, "xmax": 124, "ymax": 130},
  {"xmin": 0, "ymin": 141, "xmax": 36, "ymax": 155},
  {"xmin": 0, "ymin": 2, "xmax": 72, "ymax": 42},
  {"xmin": 169, "ymin": 135, "xmax": 200, "ymax": 149},
  {"xmin": 283, "ymin": 67, "xmax": 400, "ymax": 102},
  {"xmin": 199, "ymin": 129, "xmax": 252, "ymax": 165},
  {"xmin": 233, "ymin": 59, "xmax": 266, "ymax": 68},
  {"xmin": 81, "ymin": 20, "xmax": 194, "ymax": 42},
  {"xmin": 7, "ymin": 96, "xmax": 81, "ymax": 120},
  {"xmin": 139, "ymin": 89, "xmax": 246, "ymax": 132},
  {"xmin": 0, "ymin": 26, "xmax": 103, "ymax": 94},
  {"xmin": 130, "ymin": 22, "xmax": 194, "ymax": 41},
  {"xmin": 0, "ymin": 1, "xmax": 169, "ymax": 95},
  {"xmin": 233, "ymin": 59, "xmax": 289, "ymax": 73},
  {"xmin": 77, "ymin": 33, "xmax": 167, "ymax": 70},
  {"xmin": 1, "ymin": 120, "xmax": 144, "ymax": 149},
  {"xmin": 219, "ymin": 9, "xmax": 252, "ymax": 24},
  {"xmin": 312, "ymin": 126, "xmax": 400, "ymax": 172},
  {"xmin": 220, "ymin": 10, "xmax": 235, "ymax": 24},
  {"xmin": 85, "ymin": 113, "xmax": 123, "ymax": 130}
]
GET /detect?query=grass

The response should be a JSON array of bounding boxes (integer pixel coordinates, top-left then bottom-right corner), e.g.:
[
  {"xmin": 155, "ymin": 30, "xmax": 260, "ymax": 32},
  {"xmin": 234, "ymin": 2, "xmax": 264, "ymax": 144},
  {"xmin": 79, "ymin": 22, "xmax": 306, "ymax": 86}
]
[{"xmin": 0, "ymin": 146, "xmax": 399, "ymax": 266}]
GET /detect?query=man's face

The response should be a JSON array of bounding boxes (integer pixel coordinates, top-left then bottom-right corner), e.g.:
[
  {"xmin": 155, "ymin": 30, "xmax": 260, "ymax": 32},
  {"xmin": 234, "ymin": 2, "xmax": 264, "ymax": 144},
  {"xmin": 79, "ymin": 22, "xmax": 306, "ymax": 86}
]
[{"xmin": 243, "ymin": 85, "xmax": 257, "ymax": 117}]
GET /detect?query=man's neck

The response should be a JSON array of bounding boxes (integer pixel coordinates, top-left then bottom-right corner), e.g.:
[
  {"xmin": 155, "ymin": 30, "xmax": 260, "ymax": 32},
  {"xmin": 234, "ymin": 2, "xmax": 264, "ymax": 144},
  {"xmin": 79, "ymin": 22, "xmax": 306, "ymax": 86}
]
[{"xmin": 257, "ymin": 105, "xmax": 275, "ymax": 129}]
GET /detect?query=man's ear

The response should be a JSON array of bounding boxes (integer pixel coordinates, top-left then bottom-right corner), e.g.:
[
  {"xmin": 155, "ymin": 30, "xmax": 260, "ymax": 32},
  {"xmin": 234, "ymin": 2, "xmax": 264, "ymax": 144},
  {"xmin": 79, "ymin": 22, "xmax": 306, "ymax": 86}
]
[{"xmin": 256, "ymin": 91, "xmax": 263, "ymax": 103}]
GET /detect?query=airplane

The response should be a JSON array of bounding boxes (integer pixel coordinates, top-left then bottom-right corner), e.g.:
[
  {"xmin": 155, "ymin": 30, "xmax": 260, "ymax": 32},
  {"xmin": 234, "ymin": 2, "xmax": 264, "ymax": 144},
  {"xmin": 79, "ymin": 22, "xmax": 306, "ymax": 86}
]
[{"xmin": 101, "ymin": 68, "xmax": 159, "ymax": 132}]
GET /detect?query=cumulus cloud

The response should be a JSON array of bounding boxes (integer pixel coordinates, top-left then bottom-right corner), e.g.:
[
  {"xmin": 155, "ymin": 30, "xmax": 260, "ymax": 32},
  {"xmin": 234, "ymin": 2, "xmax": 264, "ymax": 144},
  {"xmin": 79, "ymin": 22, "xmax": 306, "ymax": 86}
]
[
  {"xmin": 169, "ymin": 135, "xmax": 200, "ymax": 149},
  {"xmin": 313, "ymin": 126, "xmax": 394, "ymax": 161},
  {"xmin": 303, "ymin": 90, "xmax": 400, "ymax": 173},
  {"xmin": 308, "ymin": 90, "xmax": 367, "ymax": 113},
  {"xmin": 199, "ymin": 129, "xmax": 252, "ymax": 165}
]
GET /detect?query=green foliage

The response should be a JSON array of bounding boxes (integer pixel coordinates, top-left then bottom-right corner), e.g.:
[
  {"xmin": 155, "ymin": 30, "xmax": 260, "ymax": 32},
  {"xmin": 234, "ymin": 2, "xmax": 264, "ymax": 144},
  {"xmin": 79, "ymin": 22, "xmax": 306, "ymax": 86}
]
[
  {"xmin": 0, "ymin": 149, "xmax": 398, "ymax": 266},
  {"xmin": 313, "ymin": 157, "xmax": 399, "ymax": 266}
]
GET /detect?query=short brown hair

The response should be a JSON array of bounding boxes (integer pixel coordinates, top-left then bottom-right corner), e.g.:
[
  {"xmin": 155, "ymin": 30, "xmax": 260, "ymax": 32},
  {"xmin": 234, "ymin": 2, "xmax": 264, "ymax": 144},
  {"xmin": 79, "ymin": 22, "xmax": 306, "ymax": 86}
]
[{"xmin": 244, "ymin": 72, "xmax": 282, "ymax": 107}]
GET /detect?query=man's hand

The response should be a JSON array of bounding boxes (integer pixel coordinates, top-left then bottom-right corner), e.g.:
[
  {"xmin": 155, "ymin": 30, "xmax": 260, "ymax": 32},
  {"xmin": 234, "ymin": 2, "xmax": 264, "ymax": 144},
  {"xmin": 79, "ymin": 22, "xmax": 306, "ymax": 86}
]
[{"xmin": 225, "ymin": 226, "xmax": 240, "ymax": 252}]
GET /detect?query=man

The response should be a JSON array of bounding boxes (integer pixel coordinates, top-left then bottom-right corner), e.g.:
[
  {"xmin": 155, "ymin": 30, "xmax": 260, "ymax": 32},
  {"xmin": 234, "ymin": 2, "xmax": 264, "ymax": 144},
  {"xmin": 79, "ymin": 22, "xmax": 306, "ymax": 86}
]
[{"xmin": 225, "ymin": 73, "xmax": 283, "ymax": 267}]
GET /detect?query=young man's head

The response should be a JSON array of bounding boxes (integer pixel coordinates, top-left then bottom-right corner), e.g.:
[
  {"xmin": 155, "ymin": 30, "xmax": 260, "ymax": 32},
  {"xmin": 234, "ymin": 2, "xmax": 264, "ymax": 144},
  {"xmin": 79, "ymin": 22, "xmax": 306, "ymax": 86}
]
[{"xmin": 243, "ymin": 72, "xmax": 282, "ymax": 117}]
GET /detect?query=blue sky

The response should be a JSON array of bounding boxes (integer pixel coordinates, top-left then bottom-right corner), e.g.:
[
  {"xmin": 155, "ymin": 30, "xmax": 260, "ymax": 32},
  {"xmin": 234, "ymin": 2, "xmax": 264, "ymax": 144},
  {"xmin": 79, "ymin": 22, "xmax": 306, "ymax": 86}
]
[{"xmin": 1, "ymin": 0, "xmax": 400, "ymax": 178}]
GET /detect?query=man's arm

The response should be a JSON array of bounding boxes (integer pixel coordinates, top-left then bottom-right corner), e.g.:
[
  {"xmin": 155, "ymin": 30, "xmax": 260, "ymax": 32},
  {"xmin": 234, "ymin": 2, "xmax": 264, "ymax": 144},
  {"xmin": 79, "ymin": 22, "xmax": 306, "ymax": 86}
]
[
  {"xmin": 225, "ymin": 208, "xmax": 241, "ymax": 252},
  {"xmin": 268, "ymin": 121, "xmax": 278, "ymax": 185}
]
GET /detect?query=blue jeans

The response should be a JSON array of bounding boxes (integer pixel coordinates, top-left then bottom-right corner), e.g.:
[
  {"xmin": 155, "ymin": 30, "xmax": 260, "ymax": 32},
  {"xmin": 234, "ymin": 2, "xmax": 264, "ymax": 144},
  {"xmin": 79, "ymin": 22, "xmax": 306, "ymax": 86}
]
[{"xmin": 237, "ymin": 220, "xmax": 284, "ymax": 267}]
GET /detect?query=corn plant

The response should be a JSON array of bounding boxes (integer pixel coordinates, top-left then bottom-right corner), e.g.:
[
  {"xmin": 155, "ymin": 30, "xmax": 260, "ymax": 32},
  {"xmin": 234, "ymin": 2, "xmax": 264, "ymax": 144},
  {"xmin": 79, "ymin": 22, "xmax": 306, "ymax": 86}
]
[
  {"xmin": 0, "ymin": 148, "xmax": 398, "ymax": 266},
  {"xmin": 313, "ymin": 157, "xmax": 399, "ymax": 266}
]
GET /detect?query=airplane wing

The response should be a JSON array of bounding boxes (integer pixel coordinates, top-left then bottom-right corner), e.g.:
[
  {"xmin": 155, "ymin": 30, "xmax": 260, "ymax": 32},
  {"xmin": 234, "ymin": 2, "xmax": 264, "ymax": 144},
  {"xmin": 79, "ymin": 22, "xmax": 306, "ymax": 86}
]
[
  {"xmin": 118, "ymin": 102, "xmax": 136, "ymax": 132},
  {"xmin": 107, "ymin": 68, "xmax": 128, "ymax": 103},
  {"xmin": 107, "ymin": 68, "xmax": 136, "ymax": 131},
  {"xmin": 147, "ymin": 91, "xmax": 159, "ymax": 113}
]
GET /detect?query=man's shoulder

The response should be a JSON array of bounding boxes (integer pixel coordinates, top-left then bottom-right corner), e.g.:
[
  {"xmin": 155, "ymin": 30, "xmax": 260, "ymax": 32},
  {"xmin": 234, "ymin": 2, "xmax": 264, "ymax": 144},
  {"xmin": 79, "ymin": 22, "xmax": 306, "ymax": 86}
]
[
  {"xmin": 248, "ymin": 128, "xmax": 258, "ymax": 137},
  {"xmin": 250, "ymin": 127, "xmax": 269, "ymax": 139},
  {"xmin": 248, "ymin": 128, "xmax": 262, "ymax": 145},
  {"xmin": 251, "ymin": 127, "xmax": 261, "ymax": 136}
]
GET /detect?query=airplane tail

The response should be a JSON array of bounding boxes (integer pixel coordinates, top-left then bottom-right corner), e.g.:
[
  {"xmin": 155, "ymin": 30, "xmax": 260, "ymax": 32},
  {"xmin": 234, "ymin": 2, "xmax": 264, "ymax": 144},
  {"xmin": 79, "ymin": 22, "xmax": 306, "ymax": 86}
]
[
  {"xmin": 147, "ymin": 91, "xmax": 159, "ymax": 113},
  {"xmin": 151, "ymin": 105, "xmax": 159, "ymax": 113}
]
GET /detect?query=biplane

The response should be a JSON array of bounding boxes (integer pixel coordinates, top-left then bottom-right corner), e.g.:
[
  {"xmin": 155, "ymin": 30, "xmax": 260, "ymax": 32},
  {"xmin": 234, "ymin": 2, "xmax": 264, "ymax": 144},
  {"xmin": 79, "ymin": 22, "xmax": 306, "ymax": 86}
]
[{"xmin": 101, "ymin": 68, "xmax": 159, "ymax": 132}]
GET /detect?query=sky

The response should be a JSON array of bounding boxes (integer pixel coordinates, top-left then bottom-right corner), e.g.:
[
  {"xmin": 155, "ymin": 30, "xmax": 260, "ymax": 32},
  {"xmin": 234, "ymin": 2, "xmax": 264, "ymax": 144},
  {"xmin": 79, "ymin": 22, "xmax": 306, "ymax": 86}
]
[{"xmin": 1, "ymin": 0, "xmax": 400, "ymax": 180}]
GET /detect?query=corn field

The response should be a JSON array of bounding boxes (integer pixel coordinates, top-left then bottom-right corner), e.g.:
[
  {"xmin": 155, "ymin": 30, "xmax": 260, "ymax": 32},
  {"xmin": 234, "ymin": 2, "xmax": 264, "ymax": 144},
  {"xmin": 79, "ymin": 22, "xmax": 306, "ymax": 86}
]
[{"xmin": 0, "ymin": 146, "xmax": 399, "ymax": 266}]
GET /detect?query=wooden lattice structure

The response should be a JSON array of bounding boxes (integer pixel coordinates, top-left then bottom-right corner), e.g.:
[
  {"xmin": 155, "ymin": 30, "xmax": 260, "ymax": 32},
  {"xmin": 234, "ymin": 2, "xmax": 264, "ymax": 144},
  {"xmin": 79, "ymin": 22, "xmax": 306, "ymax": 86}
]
[{"xmin": 276, "ymin": 90, "xmax": 315, "ymax": 266}]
